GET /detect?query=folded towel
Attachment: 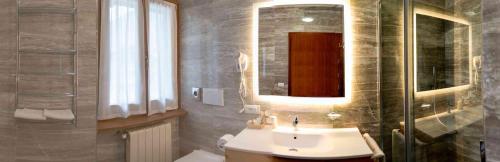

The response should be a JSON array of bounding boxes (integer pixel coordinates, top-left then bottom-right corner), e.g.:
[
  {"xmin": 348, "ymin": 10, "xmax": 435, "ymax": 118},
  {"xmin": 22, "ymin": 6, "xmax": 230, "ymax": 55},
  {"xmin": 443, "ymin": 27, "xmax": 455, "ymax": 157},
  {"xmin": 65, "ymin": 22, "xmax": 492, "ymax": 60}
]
[
  {"xmin": 44, "ymin": 109, "xmax": 75, "ymax": 121},
  {"xmin": 14, "ymin": 109, "xmax": 46, "ymax": 120},
  {"xmin": 363, "ymin": 133, "xmax": 385, "ymax": 159}
]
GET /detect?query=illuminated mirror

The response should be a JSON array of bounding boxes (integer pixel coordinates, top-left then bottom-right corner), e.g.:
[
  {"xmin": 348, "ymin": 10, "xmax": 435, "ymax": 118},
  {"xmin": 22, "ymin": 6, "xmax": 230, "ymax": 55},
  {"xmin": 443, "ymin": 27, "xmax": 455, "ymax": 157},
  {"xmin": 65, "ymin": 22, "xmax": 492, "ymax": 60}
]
[
  {"xmin": 414, "ymin": 9, "xmax": 472, "ymax": 94},
  {"xmin": 257, "ymin": 3, "xmax": 345, "ymax": 98}
]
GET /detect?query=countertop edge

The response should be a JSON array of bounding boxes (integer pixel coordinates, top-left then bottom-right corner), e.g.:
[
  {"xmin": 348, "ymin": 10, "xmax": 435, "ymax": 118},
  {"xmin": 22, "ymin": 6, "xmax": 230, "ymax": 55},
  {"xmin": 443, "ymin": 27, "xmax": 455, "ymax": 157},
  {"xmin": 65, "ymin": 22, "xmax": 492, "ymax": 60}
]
[{"xmin": 225, "ymin": 147, "xmax": 373, "ymax": 160}]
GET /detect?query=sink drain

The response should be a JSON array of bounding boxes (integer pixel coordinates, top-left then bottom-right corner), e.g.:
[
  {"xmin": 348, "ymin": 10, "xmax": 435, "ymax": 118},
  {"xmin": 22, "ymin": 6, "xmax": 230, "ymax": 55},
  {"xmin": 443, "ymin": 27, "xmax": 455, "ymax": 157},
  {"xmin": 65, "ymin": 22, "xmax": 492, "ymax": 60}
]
[{"xmin": 289, "ymin": 148, "xmax": 298, "ymax": 152}]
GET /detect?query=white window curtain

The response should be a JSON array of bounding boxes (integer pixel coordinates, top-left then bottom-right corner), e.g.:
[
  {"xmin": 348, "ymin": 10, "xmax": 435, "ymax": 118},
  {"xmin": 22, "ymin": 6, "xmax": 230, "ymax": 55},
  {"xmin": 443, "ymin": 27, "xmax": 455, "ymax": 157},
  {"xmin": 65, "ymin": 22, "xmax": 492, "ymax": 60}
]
[
  {"xmin": 99, "ymin": 0, "xmax": 147, "ymax": 120},
  {"xmin": 147, "ymin": 0, "xmax": 178, "ymax": 115}
]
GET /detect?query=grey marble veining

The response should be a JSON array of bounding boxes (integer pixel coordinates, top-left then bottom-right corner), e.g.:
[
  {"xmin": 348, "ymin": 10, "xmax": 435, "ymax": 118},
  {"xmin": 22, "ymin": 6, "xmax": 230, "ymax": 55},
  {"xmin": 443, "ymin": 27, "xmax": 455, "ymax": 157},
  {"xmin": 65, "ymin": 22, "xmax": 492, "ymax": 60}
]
[
  {"xmin": 179, "ymin": 0, "xmax": 381, "ymax": 157},
  {"xmin": 0, "ymin": 0, "xmax": 19, "ymax": 161},
  {"xmin": 482, "ymin": 0, "xmax": 500, "ymax": 161},
  {"xmin": 19, "ymin": 13, "xmax": 75, "ymax": 51},
  {"xmin": 0, "ymin": 0, "xmax": 493, "ymax": 162},
  {"xmin": 0, "ymin": 0, "xmax": 99, "ymax": 161},
  {"xmin": 379, "ymin": 2, "xmax": 405, "ymax": 161}
]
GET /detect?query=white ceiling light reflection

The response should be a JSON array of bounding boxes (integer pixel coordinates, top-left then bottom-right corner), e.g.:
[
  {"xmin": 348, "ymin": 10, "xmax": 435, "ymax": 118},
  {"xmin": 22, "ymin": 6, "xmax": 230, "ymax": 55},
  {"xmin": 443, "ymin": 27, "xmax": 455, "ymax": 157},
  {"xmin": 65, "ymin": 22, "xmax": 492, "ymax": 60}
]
[{"xmin": 302, "ymin": 17, "xmax": 314, "ymax": 22}]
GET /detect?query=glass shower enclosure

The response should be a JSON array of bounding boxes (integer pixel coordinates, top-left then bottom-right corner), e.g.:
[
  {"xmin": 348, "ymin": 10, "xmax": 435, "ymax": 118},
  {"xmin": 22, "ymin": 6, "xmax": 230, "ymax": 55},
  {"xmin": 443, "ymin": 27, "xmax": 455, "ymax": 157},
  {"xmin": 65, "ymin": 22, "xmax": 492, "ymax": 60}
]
[
  {"xmin": 408, "ymin": 0, "xmax": 484, "ymax": 162},
  {"xmin": 381, "ymin": 0, "xmax": 484, "ymax": 162}
]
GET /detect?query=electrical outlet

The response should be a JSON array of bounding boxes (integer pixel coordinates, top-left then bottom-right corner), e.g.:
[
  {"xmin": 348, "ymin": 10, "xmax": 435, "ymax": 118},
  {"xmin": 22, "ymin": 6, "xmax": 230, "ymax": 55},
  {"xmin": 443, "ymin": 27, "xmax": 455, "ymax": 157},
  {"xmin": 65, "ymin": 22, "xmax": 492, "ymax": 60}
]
[
  {"xmin": 192, "ymin": 88, "xmax": 201, "ymax": 100},
  {"xmin": 244, "ymin": 105, "xmax": 261, "ymax": 114}
]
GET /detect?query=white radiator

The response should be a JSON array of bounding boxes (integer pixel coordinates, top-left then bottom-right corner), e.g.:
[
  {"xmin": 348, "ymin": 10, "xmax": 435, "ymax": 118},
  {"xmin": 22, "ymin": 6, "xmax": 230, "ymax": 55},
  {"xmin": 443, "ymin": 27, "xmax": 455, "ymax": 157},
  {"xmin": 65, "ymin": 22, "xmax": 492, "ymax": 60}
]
[{"xmin": 127, "ymin": 123, "xmax": 172, "ymax": 162}]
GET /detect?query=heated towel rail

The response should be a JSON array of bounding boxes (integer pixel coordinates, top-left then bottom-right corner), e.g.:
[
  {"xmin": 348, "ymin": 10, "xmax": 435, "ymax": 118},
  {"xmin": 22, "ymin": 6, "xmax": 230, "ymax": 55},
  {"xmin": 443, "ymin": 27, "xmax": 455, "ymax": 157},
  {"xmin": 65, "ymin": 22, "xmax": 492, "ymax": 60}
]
[{"xmin": 14, "ymin": 0, "xmax": 78, "ymax": 125}]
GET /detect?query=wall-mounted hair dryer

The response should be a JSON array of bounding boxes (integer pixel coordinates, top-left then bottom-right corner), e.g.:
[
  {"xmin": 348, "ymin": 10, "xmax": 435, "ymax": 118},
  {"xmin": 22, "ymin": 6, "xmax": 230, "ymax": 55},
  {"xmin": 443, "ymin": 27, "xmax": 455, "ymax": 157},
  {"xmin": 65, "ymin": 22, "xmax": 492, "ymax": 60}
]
[
  {"xmin": 238, "ymin": 52, "xmax": 249, "ymax": 113},
  {"xmin": 238, "ymin": 52, "xmax": 248, "ymax": 72}
]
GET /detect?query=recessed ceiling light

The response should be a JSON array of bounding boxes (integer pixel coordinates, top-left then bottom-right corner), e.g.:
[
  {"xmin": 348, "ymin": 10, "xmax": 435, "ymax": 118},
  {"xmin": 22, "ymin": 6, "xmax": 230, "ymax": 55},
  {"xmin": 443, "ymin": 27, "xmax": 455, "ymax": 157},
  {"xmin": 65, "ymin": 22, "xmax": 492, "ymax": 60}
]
[{"xmin": 302, "ymin": 17, "xmax": 314, "ymax": 23}]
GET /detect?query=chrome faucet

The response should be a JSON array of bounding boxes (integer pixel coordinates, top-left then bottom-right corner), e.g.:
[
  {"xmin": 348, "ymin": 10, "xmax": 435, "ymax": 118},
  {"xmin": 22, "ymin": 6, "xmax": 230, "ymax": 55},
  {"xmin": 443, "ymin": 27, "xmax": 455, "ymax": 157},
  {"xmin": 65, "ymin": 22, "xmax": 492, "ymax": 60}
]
[{"xmin": 292, "ymin": 115, "xmax": 299, "ymax": 129}]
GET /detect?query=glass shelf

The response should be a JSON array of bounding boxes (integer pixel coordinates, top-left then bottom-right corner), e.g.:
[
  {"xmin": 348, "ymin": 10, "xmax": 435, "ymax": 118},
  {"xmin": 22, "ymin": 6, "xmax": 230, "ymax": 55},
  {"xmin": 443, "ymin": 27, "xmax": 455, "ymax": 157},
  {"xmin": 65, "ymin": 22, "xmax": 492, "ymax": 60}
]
[
  {"xmin": 15, "ymin": 72, "xmax": 76, "ymax": 76},
  {"xmin": 18, "ymin": 7, "xmax": 75, "ymax": 15},
  {"xmin": 17, "ymin": 92, "xmax": 75, "ymax": 97},
  {"xmin": 16, "ymin": 1, "xmax": 79, "ymax": 127},
  {"xmin": 18, "ymin": 49, "xmax": 76, "ymax": 55}
]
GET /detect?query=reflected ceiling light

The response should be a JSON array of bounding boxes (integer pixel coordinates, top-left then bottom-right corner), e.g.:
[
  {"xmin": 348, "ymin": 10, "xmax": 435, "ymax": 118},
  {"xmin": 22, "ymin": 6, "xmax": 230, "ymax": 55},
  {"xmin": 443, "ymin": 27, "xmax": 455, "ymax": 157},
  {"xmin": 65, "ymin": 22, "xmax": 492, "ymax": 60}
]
[{"xmin": 302, "ymin": 17, "xmax": 314, "ymax": 22}]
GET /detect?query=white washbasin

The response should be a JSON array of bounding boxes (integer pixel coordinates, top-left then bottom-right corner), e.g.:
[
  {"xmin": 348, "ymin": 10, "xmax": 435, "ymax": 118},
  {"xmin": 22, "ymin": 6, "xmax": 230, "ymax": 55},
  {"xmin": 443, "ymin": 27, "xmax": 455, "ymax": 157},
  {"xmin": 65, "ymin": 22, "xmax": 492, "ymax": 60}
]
[
  {"xmin": 272, "ymin": 131, "xmax": 327, "ymax": 149},
  {"xmin": 225, "ymin": 126, "xmax": 373, "ymax": 160},
  {"xmin": 271, "ymin": 127, "xmax": 337, "ymax": 159}
]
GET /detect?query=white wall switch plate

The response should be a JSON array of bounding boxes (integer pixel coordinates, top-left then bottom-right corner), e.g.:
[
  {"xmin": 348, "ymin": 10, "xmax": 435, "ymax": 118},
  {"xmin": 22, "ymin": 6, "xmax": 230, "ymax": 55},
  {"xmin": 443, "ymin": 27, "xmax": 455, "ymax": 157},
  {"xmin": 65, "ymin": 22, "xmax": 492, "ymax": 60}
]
[
  {"xmin": 244, "ymin": 105, "xmax": 261, "ymax": 114},
  {"xmin": 202, "ymin": 88, "xmax": 224, "ymax": 106}
]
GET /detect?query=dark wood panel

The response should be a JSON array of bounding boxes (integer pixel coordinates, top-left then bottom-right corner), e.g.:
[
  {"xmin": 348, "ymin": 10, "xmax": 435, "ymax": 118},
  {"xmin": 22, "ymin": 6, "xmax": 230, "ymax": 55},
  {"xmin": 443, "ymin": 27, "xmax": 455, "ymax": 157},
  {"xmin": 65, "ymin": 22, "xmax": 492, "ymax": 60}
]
[{"xmin": 288, "ymin": 32, "xmax": 344, "ymax": 97}]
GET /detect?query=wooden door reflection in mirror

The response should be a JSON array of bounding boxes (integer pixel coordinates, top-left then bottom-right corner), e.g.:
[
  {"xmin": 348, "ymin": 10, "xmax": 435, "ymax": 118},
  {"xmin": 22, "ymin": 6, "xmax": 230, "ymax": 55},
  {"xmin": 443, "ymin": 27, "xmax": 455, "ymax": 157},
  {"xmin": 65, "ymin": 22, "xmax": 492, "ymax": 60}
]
[{"xmin": 288, "ymin": 32, "xmax": 344, "ymax": 97}]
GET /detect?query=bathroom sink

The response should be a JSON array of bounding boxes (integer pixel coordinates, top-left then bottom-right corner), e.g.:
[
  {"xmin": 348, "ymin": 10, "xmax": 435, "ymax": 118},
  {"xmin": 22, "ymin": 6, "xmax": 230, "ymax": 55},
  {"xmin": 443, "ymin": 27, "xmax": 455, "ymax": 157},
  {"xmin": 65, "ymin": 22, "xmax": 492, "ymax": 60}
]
[
  {"xmin": 271, "ymin": 127, "xmax": 336, "ymax": 158},
  {"xmin": 224, "ymin": 126, "xmax": 373, "ymax": 160}
]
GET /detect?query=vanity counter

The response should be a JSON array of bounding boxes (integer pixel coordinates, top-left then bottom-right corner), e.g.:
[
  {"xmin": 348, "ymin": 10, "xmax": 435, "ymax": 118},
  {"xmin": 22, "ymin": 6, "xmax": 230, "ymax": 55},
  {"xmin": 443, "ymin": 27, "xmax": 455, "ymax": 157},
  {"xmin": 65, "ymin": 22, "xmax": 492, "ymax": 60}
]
[{"xmin": 225, "ymin": 126, "xmax": 373, "ymax": 161}]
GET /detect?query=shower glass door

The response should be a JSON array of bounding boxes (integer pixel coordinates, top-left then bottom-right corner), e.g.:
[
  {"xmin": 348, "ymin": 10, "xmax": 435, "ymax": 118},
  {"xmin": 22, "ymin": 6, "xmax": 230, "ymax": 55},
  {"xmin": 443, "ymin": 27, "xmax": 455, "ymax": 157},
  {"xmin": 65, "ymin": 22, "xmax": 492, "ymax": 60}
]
[{"xmin": 407, "ymin": 0, "xmax": 484, "ymax": 161}]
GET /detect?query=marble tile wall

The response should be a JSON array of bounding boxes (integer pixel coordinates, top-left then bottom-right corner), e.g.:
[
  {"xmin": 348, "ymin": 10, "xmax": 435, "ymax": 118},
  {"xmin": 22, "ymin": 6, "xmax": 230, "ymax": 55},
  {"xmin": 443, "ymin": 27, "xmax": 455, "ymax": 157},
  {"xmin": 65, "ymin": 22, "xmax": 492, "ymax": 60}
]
[
  {"xmin": 379, "ymin": 0, "xmax": 405, "ymax": 161},
  {"xmin": 482, "ymin": 0, "xmax": 500, "ymax": 161},
  {"xmin": 0, "ymin": 0, "xmax": 18, "ymax": 161},
  {"xmin": 179, "ymin": 0, "xmax": 380, "ymax": 156},
  {"xmin": 0, "ymin": 0, "xmax": 494, "ymax": 162},
  {"xmin": 0, "ymin": 0, "xmax": 98, "ymax": 161}
]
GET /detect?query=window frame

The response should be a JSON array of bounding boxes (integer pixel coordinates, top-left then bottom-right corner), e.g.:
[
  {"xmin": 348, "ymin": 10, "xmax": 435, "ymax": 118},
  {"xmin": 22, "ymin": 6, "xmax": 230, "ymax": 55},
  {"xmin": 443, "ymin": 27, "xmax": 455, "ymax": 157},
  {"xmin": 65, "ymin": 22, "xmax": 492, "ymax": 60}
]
[{"xmin": 98, "ymin": 0, "xmax": 180, "ymax": 120}]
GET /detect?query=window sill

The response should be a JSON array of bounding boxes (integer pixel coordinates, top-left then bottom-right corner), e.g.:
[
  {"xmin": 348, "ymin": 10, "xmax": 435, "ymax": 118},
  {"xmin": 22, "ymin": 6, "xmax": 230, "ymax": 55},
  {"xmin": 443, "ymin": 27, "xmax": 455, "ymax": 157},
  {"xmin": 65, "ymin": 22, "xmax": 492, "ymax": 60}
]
[{"xmin": 97, "ymin": 109, "xmax": 187, "ymax": 132}]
